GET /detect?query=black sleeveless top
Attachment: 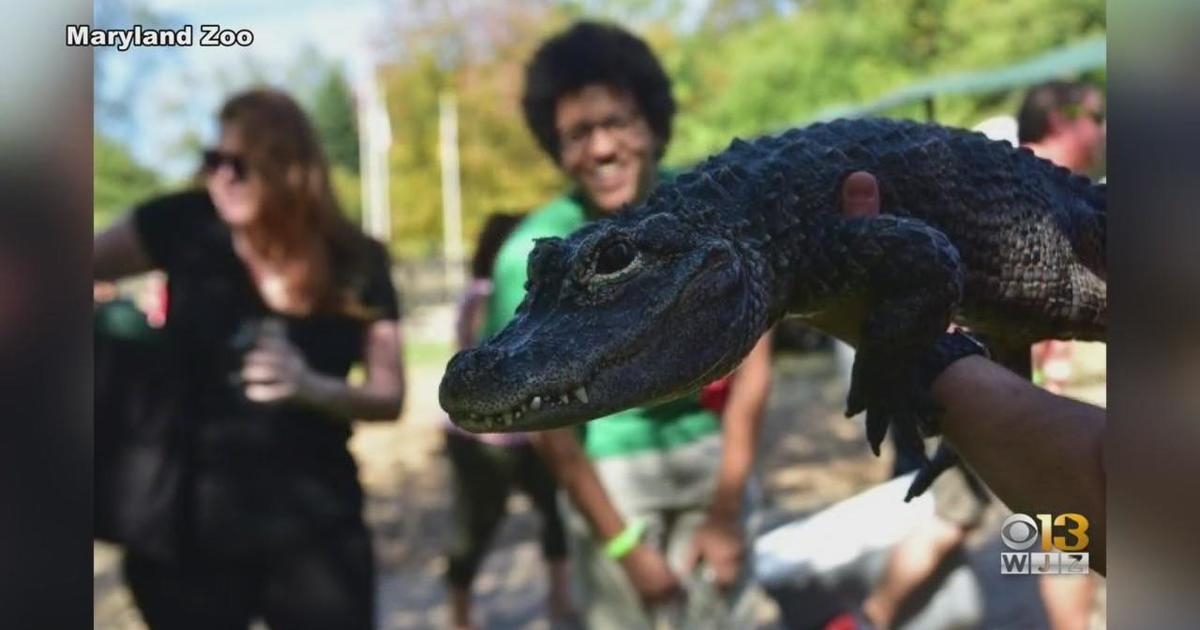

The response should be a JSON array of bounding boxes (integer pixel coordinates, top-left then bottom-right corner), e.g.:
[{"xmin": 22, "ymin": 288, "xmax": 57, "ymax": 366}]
[{"xmin": 133, "ymin": 190, "xmax": 400, "ymax": 558}]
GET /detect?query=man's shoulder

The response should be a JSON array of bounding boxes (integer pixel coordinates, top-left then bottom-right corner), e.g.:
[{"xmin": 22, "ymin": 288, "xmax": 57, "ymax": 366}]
[
  {"xmin": 496, "ymin": 194, "xmax": 586, "ymax": 267},
  {"xmin": 519, "ymin": 193, "xmax": 587, "ymax": 238}
]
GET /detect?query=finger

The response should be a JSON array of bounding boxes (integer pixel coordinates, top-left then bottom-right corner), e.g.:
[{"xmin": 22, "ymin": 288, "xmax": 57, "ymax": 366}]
[
  {"xmin": 841, "ymin": 171, "xmax": 881, "ymax": 218},
  {"xmin": 243, "ymin": 350, "xmax": 284, "ymax": 366},
  {"xmin": 244, "ymin": 382, "xmax": 291, "ymax": 402},
  {"xmin": 240, "ymin": 363, "xmax": 282, "ymax": 383}
]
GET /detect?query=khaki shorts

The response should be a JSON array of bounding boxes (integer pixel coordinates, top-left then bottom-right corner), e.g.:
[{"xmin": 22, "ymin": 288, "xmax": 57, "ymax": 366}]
[{"xmin": 931, "ymin": 466, "xmax": 991, "ymax": 529}]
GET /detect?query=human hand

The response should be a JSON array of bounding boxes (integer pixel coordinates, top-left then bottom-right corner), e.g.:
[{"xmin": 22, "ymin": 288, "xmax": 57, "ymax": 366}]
[
  {"xmin": 683, "ymin": 515, "xmax": 744, "ymax": 591},
  {"xmin": 802, "ymin": 171, "xmax": 886, "ymax": 348},
  {"xmin": 240, "ymin": 328, "xmax": 317, "ymax": 405},
  {"xmin": 620, "ymin": 544, "xmax": 683, "ymax": 609}
]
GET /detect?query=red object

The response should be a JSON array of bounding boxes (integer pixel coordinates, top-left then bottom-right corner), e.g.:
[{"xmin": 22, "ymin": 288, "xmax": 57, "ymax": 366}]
[
  {"xmin": 700, "ymin": 376, "xmax": 732, "ymax": 413},
  {"xmin": 823, "ymin": 611, "xmax": 869, "ymax": 630}
]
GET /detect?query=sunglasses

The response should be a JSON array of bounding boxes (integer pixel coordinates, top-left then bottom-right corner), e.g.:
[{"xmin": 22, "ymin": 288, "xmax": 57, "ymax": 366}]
[
  {"xmin": 1062, "ymin": 104, "xmax": 1105, "ymax": 125},
  {"xmin": 202, "ymin": 149, "xmax": 249, "ymax": 181}
]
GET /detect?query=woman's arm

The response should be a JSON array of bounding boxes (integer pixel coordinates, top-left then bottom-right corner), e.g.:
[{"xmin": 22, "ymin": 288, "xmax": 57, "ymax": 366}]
[
  {"xmin": 94, "ymin": 214, "xmax": 156, "ymax": 281},
  {"xmin": 242, "ymin": 318, "xmax": 406, "ymax": 421}
]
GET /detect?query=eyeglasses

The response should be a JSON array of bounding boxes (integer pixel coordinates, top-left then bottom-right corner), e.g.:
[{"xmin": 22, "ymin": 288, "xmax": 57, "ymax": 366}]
[
  {"xmin": 202, "ymin": 149, "xmax": 249, "ymax": 181},
  {"xmin": 558, "ymin": 112, "xmax": 642, "ymax": 155},
  {"xmin": 1062, "ymin": 104, "xmax": 1105, "ymax": 126}
]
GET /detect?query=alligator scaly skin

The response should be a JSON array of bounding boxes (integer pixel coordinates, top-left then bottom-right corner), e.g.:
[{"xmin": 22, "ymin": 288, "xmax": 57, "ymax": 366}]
[{"xmin": 440, "ymin": 118, "xmax": 1106, "ymax": 496}]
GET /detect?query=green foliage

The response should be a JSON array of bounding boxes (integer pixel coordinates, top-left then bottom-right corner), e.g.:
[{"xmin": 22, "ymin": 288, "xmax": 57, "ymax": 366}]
[
  {"xmin": 330, "ymin": 165, "xmax": 364, "ymax": 224},
  {"xmin": 314, "ymin": 69, "xmax": 361, "ymax": 173},
  {"xmin": 663, "ymin": 0, "xmax": 1106, "ymax": 165},
  {"xmin": 94, "ymin": 132, "xmax": 163, "ymax": 231}
]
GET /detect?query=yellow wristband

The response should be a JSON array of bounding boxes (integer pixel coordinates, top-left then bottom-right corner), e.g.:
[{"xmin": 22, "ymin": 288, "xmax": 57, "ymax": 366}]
[{"xmin": 604, "ymin": 518, "xmax": 647, "ymax": 560}]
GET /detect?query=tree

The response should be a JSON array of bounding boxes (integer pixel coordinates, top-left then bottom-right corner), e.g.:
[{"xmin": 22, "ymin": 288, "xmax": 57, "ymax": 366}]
[
  {"xmin": 378, "ymin": 1, "xmax": 566, "ymax": 257},
  {"xmin": 662, "ymin": 0, "xmax": 1106, "ymax": 166},
  {"xmin": 313, "ymin": 68, "xmax": 361, "ymax": 173},
  {"xmin": 94, "ymin": 133, "xmax": 163, "ymax": 231}
]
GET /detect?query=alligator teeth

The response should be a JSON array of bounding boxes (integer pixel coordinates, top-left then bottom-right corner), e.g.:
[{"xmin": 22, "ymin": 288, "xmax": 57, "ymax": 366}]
[
  {"xmin": 574, "ymin": 386, "xmax": 589, "ymax": 404},
  {"xmin": 531, "ymin": 396, "xmax": 542, "ymax": 410}
]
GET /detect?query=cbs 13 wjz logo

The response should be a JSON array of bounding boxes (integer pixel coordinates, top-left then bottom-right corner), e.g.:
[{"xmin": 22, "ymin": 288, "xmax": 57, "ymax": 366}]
[{"xmin": 1000, "ymin": 513, "xmax": 1090, "ymax": 575}]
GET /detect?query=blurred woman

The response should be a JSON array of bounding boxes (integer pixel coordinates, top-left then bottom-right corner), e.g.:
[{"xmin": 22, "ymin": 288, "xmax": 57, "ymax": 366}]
[
  {"xmin": 94, "ymin": 88, "xmax": 404, "ymax": 630},
  {"xmin": 443, "ymin": 213, "xmax": 572, "ymax": 630}
]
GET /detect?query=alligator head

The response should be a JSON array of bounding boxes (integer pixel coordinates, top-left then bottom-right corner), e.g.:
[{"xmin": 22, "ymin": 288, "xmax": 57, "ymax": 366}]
[{"xmin": 439, "ymin": 209, "xmax": 770, "ymax": 433}]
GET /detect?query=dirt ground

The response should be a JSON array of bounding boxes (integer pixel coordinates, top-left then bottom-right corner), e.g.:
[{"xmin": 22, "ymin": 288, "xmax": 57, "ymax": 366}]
[{"xmin": 93, "ymin": 315, "xmax": 1106, "ymax": 629}]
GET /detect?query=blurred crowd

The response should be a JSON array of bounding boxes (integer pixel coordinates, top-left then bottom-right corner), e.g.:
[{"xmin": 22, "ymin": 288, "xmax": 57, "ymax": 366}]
[{"xmin": 94, "ymin": 19, "xmax": 1105, "ymax": 630}]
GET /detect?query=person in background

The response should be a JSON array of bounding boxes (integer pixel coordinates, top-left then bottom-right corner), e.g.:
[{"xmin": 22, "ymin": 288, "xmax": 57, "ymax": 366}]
[
  {"xmin": 93, "ymin": 88, "xmax": 405, "ymax": 630},
  {"xmin": 1018, "ymin": 80, "xmax": 1106, "ymax": 176},
  {"xmin": 442, "ymin": 212, "xmax": 574, "ymax": 630},
  {"xmin": 1018, "ymin": 79, "xmax": 1106, "ymax": 630},
  {"xmin": 486, "ymin": 21, "xmax": 774, "ymax": 629}
]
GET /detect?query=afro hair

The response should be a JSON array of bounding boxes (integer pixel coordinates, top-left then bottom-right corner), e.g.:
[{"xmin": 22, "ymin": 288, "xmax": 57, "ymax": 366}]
[{"xmin": 522, "ymin": 21, "xmax": 676, "ymax": 162}]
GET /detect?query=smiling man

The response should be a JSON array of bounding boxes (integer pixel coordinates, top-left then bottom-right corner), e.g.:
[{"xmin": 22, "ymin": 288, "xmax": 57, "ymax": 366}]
[{"xmin": 477, "ymin": 21, "xmax": 773, "ymax": 628}]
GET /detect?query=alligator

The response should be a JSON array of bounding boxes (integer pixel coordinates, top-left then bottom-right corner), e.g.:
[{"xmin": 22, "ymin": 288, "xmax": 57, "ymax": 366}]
[{"xmin": 439, "ymin": 117, "xmax": 1106, "ymax": 495}]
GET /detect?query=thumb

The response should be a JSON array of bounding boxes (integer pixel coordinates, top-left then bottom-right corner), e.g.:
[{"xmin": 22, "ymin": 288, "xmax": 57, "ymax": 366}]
[{"xmin": 841, "ymin": 171, "xmax": 881, "ymax": 218}]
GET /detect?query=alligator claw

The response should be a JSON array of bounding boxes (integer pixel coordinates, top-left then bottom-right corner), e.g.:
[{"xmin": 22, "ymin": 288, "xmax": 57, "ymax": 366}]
[
  {"xmin": 845, "ymin": 359, "xmax": 868, "ymax": 418},
  {"xmin": 864, "ymin": 410, "xmax": 888, "ymax": 456},
  {"xmin": 892, "ymin": 412, "xmax": 929, "ymax": 466},
  {"xmin": 905, "ymin": 442, "xmax": 959, "ymax": 501},
  {"xmin": 848, "ymin": 350, "xmax": 936, "ymax": 466}
]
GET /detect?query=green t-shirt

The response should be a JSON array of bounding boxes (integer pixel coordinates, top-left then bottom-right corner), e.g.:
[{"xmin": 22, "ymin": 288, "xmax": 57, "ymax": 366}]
[{"xmin": 484, "ymin": 189, "xmax": 720, "ymax": 460}]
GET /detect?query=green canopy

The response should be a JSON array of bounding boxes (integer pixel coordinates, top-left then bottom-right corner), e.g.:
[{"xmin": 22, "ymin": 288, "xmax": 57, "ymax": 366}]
[{"xmin": 807, "ymin": 36, "xmax": 1106, "ymax": 122}]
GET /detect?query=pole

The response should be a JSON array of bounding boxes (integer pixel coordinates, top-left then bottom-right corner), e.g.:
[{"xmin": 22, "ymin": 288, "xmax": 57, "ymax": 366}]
[
  {"xmin": 355, "ymin": 57, "xmax": 392, "ymax": 242},
  {"xmin": 439, "ymin": 91, "xmax": 464, "ymax": 294}
]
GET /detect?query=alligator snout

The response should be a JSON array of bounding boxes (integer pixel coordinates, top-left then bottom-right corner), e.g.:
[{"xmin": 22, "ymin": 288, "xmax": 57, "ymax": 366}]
[{"xmin": 439, "ymin": 347, "xmax": 504, "ymax": 413}]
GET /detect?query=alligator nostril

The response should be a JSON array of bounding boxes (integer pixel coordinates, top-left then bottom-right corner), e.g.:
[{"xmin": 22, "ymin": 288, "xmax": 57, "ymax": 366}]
[
  {"xmin": 446, "ymin": 347, "xmax": 500, "ymax": 374},
  {"xmin": 440, "ymin": 347, "xmax": 508, "ymax": 412}
]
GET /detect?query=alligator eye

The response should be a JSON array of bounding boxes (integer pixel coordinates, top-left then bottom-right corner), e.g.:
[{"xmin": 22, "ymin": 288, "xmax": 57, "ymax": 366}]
[{"xmin": 595, "ymin": 240, "xmax": 636, "ymax": 275}]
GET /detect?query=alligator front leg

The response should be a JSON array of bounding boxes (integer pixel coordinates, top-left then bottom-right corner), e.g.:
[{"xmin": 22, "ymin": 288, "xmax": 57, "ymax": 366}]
[{"xmin": 799, "ymin": 215, "xmax": 965, "ymax": 475}]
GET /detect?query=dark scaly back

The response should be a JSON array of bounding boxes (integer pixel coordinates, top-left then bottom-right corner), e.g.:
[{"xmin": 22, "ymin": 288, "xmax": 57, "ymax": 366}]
[{"xmin": 634, "ymin": 118, "xmax": 1106, "ymax": 341}]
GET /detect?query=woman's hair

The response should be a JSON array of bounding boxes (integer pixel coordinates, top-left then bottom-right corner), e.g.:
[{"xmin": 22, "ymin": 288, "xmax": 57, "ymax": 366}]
[
  {"xmin": 214, "ymin": 88, "xmax": 374, "ymax": 315},
  {"xmin": 522, "ymin": 21, "xmax": 676, "ymax": 162},
  {"xmin": 470, "ymin": 213, "xmax": 524, "ymax": 280}
]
